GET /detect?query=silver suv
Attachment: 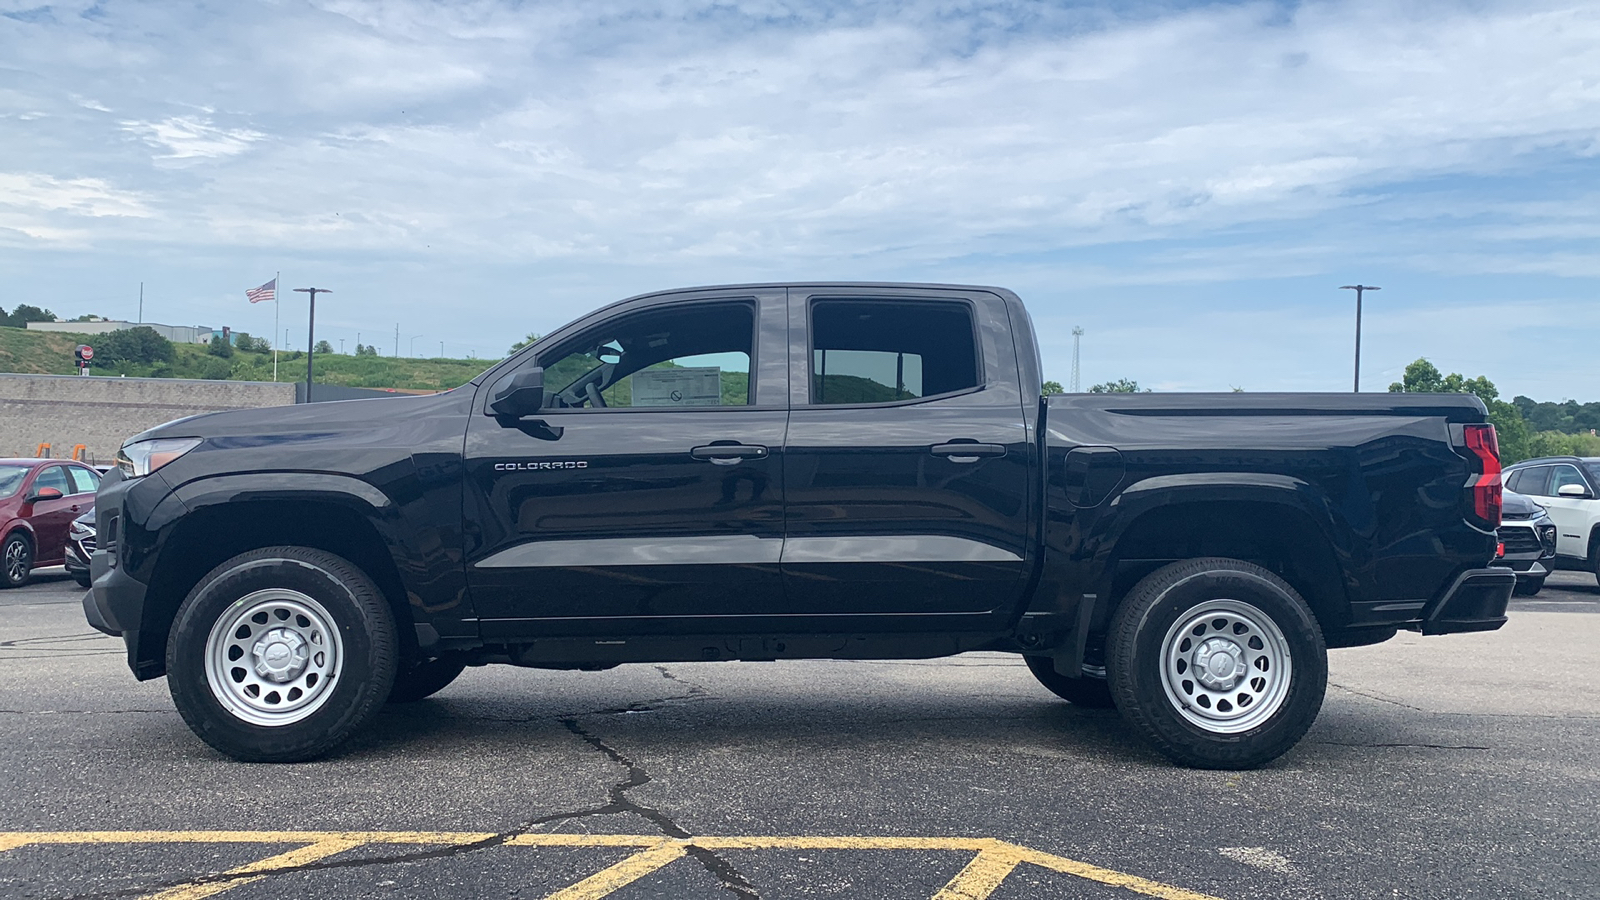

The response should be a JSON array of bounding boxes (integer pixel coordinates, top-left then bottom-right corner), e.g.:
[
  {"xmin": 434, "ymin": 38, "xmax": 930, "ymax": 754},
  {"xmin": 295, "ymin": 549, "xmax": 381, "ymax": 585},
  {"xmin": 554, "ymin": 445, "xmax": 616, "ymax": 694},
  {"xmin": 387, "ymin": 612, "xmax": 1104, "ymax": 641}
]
[{"xmin": 1503, "ymin": 456, "xmax": 1600, "ymax": 584}]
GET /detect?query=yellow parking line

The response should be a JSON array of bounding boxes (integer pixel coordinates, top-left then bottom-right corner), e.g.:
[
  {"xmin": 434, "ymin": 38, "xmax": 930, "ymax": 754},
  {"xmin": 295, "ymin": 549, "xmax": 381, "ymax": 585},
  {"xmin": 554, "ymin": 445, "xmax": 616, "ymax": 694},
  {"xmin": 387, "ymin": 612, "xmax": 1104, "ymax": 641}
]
[
  {"xmin": 138, "ymin": 837, "xmax": 364, "ymax": 900},
  {"xmin": 0, "ymin": 831, "xmax": 1226, "ymax": 900},
  {"xmin": 930, "ymin": 843, "xmax": 1022, "ymax": 900},
  {"xmin": 542, "ymin": 841, "xmax": 688, "ymax": 900},
  {"xmin": 1016, "ymin": 844, "xmax": 1222, "ymax": 900}
]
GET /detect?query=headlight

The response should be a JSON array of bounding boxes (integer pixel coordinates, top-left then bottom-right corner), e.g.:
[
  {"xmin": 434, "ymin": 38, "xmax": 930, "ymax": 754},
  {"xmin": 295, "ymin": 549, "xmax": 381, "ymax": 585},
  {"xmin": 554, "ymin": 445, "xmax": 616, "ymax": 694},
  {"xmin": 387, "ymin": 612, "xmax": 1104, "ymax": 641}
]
[{"xmin": 116, "ymin": 438, "xmax": 202, "ymax": 478}]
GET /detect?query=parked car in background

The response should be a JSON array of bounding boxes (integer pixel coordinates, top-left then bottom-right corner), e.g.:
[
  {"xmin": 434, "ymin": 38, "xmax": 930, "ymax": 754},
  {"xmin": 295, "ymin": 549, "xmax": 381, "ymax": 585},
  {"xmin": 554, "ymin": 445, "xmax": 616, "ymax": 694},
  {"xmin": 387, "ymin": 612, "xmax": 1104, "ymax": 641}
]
[
  {"xmin": 65, "ymin": 509, "xmax": 95, "ymax": 588},
  {"xmin": 1503, "ymin": 457, "xmax": 1600, "ymax": 584},
  {"xmin": 1496, "ymin": 490, "xmax": 1557, "ymax": 596},
  {"xmin": 0, "ymin": 458, "xmax": 102, "ymax": 588}
]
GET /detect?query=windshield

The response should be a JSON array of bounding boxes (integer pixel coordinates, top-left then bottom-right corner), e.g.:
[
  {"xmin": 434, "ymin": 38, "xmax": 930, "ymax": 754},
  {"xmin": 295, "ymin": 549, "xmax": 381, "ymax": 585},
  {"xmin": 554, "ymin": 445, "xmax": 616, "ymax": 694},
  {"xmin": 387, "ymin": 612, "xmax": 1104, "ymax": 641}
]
[
  {"xmin": 0, "ymin": 465, "xmax": 30, "ymax": 500},
  {"xmin": 1584, "ymin": 463, "xmax": 1600, "ymax": 486}
]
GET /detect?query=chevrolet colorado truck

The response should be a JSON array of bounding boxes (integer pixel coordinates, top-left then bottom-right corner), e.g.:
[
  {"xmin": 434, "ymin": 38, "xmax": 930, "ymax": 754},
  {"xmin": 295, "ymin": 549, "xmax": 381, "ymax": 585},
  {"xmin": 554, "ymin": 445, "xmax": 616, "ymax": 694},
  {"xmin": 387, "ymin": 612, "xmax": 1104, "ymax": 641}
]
[{"xmin": 84, "ymin": 283, "xmax": 1513, "ymax": 769}]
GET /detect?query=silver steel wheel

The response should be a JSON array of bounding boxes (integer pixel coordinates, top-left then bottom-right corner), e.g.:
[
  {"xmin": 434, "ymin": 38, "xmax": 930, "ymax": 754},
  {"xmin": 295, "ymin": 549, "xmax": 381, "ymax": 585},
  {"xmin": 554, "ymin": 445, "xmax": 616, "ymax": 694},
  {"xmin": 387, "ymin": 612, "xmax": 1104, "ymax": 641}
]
[
  {"xmin": 1159, "ymin": 598, "xmax": 1292, "ymax": 734},
  {"xmin": 4, "ymin": 538, "xmax": 27, "ymax": 584},
  {"xmin": 204, "ymin": 589, "xmax": 343, "ymax": 727}
]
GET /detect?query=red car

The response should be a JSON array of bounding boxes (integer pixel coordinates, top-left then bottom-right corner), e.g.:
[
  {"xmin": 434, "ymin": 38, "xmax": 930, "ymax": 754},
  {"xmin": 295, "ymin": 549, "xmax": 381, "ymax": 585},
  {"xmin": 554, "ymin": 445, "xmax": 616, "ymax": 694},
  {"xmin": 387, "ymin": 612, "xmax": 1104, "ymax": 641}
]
[{"xmin": 0, "ymin": 459, "xmax": 101, "ymax": 588}]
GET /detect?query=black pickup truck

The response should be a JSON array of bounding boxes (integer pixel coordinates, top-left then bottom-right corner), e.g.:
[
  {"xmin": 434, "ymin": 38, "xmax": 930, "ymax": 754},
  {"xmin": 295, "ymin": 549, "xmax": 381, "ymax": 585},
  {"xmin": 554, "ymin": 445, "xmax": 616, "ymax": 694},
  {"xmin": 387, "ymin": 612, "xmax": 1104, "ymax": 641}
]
[{"xmin": 85, "ymin": 283, "xmax": 1513, "ymax": 769}]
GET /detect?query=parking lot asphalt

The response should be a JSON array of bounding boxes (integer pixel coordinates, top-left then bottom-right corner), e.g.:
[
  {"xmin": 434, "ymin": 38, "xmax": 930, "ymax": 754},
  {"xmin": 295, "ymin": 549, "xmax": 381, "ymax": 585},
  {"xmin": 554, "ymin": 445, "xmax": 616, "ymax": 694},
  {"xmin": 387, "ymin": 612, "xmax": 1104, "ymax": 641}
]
[{"xmin": 1, "ymin": 570, "xmax": 1596, "ymax": 900}]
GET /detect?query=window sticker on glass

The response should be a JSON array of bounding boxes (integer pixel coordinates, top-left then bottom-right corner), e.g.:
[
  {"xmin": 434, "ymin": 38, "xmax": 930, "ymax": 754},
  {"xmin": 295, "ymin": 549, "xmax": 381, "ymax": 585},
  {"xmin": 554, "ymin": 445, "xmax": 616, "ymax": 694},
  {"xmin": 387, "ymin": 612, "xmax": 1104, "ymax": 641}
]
[{"xmin": 632, "ymin": 366, "xmax": 723, "ymax": 407}]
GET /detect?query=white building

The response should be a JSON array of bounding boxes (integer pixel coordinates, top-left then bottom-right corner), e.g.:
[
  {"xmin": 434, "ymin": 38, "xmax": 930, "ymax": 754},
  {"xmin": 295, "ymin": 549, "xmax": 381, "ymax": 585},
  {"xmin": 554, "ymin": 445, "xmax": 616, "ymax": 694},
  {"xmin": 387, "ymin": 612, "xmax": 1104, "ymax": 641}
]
[{"xmin": 26, "ymin": 320, "xmax": 215, "ymax": 344}]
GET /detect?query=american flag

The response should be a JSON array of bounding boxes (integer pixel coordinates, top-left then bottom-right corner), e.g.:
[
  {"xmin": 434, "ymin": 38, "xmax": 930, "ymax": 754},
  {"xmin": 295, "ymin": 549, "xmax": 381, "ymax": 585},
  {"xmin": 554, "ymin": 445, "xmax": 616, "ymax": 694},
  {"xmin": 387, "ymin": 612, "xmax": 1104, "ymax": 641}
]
[{"xmin": 245, "ymin": 277, "xmax": 277, "ymax": 304}]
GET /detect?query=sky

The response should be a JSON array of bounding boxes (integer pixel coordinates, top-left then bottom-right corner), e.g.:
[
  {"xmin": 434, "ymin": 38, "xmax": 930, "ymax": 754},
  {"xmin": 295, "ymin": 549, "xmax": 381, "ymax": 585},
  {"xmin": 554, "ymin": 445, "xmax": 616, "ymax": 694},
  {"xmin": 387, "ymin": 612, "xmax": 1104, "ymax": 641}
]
[{"xmin": 2, "ymin": 0, "xmax": 1598, "ymax": 397}]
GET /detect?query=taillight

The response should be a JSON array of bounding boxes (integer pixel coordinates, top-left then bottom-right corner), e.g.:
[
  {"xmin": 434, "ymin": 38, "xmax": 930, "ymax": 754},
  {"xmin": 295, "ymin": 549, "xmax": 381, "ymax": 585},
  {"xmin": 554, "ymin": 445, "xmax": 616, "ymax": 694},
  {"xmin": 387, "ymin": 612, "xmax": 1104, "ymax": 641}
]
[{"xmin": 1464, "ymin": 423, "xmax": 1502, "ymax": 527}]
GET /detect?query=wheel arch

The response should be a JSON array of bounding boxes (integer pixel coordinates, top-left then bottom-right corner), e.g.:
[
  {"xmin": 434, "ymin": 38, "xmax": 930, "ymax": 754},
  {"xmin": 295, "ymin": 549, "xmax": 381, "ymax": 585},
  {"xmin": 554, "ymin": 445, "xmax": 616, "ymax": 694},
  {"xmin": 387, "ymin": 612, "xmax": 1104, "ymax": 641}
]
[
  {"xmin": 1095, "ymin": 476, "xmax": 1353, "ymax": 638},
  {"xmin": 135, "ymin": 477, "xmax": 418, "ymax": 679}
]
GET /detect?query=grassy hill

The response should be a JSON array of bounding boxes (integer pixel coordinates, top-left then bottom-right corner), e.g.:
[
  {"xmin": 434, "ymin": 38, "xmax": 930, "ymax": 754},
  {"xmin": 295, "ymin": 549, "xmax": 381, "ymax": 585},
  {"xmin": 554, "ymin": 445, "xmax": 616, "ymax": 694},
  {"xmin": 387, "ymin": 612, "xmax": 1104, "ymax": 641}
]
[{"xmin": 0, "ymin": 325, "xmax": 489, "ymax": 391}]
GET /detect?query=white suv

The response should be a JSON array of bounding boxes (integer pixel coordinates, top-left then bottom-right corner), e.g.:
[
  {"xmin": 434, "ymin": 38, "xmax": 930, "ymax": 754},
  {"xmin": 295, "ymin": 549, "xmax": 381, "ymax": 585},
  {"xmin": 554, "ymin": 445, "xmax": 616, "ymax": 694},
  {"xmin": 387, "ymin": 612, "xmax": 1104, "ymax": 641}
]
[{"xmin": 1503, "ymin": 456, "xmax": 1600, "ymax": 583}]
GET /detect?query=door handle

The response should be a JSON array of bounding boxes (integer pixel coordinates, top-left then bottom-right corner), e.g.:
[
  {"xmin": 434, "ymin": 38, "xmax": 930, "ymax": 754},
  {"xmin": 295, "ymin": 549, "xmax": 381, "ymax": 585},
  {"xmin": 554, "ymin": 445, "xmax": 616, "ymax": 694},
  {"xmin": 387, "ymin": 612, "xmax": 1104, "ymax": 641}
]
[
  {"xmin": 930, "ymin": 442, "xmax": 1006, "ymax": 462},
  {"xmin": 691, "ymin": 443, "xmax": 769, "ymax": 465}
]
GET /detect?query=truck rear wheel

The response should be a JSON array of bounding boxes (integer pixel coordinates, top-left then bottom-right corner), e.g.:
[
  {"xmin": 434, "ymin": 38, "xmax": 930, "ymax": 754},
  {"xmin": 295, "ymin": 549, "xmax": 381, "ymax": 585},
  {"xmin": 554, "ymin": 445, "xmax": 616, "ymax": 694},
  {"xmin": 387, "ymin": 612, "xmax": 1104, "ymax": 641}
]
[
  {"xmin": 1023, "ymin": 654, "xmax": 1115, "ymax": 708},
  {"xmin": 166, "ymin": 546, "xmax": 398, "ymax": 763},
  {"xmin": 1107, "ymin": 558, "xmax": 1326, "ymax": 770}
]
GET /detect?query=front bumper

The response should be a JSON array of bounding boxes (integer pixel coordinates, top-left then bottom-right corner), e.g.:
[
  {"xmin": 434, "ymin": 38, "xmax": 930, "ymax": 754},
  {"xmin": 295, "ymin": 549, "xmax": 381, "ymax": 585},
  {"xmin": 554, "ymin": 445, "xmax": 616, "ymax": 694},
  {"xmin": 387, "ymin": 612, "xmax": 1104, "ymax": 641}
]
[
  {"xmin": 85, "ymin": 543, "xmax": 159, "ymax": 678},
  {"xmin": 1420, "ymin": 568, "xmax": 1515, "ymax": 635},
  {"xmin": 64, "ymin": 541, "xmax": 90, "ymax": 575}
]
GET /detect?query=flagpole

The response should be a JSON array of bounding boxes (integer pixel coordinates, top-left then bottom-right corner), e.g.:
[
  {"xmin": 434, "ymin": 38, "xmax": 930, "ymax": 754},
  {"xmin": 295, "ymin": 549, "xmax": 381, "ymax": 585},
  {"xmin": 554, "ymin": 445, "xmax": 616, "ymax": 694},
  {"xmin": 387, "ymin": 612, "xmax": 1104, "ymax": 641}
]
[{"xmin": 272, "ymin": 271, "xmax": 280, "ymax": 382}]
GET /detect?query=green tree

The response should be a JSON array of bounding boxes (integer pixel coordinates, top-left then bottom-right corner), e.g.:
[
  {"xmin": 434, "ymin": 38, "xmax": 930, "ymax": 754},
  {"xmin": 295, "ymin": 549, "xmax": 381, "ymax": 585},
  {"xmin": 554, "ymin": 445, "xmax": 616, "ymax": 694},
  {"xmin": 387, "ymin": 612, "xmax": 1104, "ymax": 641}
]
[
  {"xmin": 207, "ymin": 334, "xmax": 234, "ymax": 358},
  {"xmin": 509, "ymin": 332, "xmax": 542, "ymax": 355},
  {"xmin": 1089, "ymin": 378, "xmax": 1149, "ymax": 393},
  {"xmin": 355, "ymin": 343, "xmax": 379, "ymax": 357},
  {"xmin": 96, "ymin": 326, "xmax": 175, "ymax": 365},
  {"xmin": 233, "ymin": 332, "xmax": 270, "ymax": 352},
  {"xmin": 1041, "ymin": 380, "xmax": 1064, "ymax": 395},
  {"xmin": 314, "ymin": 339, "xmax": 334, "ymax": 354},
  {"xmin": 197, "ymin": 356, "xmax": 232, "ymax": 380},
  {"xmin": 1, "ymin": 304, "xmax": 57, "ymax": 327},
  {"xmin": 1388, "ymin": 357, "xmax": 1530, "ymax": 462}
]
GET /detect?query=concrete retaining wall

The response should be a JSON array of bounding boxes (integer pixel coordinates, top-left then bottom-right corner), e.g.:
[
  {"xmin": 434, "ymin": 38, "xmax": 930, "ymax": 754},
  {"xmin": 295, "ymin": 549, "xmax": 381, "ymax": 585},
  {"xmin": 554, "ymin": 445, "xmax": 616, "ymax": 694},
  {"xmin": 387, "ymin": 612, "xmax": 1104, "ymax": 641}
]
[{"xmin": 0, "ymin": 374, "xmax": 295, "ymax": 464}]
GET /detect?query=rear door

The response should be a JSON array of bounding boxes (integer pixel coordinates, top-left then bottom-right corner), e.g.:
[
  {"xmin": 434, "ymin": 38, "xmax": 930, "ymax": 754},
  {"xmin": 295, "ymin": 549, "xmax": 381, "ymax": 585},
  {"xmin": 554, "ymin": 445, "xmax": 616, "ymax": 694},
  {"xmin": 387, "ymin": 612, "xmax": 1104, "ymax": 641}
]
[{"xmin": 779, "ymin": 287, "xmax": 1033, "ymax": 625}]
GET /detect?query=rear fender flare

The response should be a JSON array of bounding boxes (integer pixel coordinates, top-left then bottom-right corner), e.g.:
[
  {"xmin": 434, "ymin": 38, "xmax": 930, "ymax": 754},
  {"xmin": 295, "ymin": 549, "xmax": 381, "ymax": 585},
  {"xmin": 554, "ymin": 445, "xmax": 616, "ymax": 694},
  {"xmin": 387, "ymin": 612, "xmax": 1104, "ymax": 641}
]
[{"xmin": 1088, "ymin": 472, "xmax": 1353, "ymax": 621}]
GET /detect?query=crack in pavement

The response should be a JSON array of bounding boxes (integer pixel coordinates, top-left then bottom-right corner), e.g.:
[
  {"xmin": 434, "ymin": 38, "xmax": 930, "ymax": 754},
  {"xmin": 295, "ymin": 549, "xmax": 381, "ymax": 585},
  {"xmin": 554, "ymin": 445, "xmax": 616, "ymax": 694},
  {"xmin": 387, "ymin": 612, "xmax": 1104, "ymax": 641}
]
[
  {"xmin": 559, "ymin": 718, "xmax": 760, "ymax": 899},
  {"xmin": 48, "ymin": 665, "xmax": 753, "ymax": 900},
  {"xmin": 1328, "ymin": 682, "xmax": 1431, "ymax": 712},
  {"xmin": 0, "ymin": 633, "xmax": 109, "ymax": 647}
]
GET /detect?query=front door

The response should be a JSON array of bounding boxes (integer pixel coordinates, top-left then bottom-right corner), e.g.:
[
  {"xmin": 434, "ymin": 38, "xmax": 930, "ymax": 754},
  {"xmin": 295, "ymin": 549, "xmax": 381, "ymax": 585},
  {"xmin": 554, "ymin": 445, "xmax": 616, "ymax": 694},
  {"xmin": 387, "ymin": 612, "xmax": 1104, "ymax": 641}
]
[
  {"xmin": 25, "ymin": 465, "xmax": 79, "ymax": 564},
  {"xmin": 464, "ymin": 291, "xmax": 790, "ymax": 633},
  {"xmin": 1537, "ymin": 462, "xmax": 1596, "ymax": 559},
  {"xmin": 780, "ymin": 288, "xmax": 1034, "ymax": 626}
]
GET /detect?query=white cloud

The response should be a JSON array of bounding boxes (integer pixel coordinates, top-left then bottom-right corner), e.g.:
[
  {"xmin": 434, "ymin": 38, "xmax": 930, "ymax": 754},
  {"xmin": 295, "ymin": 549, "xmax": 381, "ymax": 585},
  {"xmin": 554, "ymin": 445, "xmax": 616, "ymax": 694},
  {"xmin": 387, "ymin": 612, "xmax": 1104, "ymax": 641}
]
[
  {"xmin": 0, "ymin": 0, "xmax": 1598, "ymax": 385},
  {"xmin": 121, "ymin": 116, "xmax": 265, "ymax": 160}
]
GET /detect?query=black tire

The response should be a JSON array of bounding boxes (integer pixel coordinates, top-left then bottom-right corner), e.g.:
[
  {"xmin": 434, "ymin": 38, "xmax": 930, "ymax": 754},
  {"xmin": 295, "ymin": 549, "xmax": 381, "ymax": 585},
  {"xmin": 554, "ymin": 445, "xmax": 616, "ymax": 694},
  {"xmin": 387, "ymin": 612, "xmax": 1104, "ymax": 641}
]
[
  {"xmin": 166, "ymin": 546, "xmax": 399, "ymax": 763},
  {"xmin": 72, "ymin": 571, "xmax": 92, "ymax": 588},
  {"xmin": 1107, "ymin": 557, "xmax": 1327, "ymax": 770},
  {"xmin": 1, "ymin": 532, "xmax": 32, "ymax": 588},
  {"xmin": 1513, "ymin": 576, "xmax": 1544, "ymax": 597},
  {"xmin": 388, "ymin": 655, "xmax": 468, "ymax": 703},
  {"xmin": 1024, "ymin": 654, "xmax": 1116, "ymax": 708}
]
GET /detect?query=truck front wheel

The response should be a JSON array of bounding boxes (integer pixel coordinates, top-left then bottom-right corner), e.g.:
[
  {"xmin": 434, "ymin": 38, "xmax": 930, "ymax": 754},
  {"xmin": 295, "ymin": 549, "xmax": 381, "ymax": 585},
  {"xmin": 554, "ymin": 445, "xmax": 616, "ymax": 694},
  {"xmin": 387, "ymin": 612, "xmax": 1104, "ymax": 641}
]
[
  {"xmin": 1107, "ymin": 558, "xmax": 1326, "ymax": 770},
  {"xmin": 166, "ymin": 546, "xmax": 399, "ymax": 763}
]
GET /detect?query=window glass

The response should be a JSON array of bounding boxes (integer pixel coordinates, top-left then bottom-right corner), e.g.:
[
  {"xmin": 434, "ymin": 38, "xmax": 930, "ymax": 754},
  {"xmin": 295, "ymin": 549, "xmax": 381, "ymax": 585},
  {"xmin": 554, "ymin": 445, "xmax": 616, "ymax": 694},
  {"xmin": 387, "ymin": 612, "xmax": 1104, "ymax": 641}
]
[
  {"xmin": 538, "ymin": 302, "xmax": 753, "ymax": 410},
  {"xmin": 809, "ymin": 300, "xmax": 979, "ymax": 405},
  {"xmin": 0, "ymin": 465, "xmax": 29, "ymax": 500},
  {"xmin": 1550, "ymin": 465, "xmax": 1588, "ymax": 494},
  {"xmin": 68, "ymin": 466, "xmax": 100, "ymax": 494},
  {"xmin": 1512, "ymin": 466, "xmax": 1551, "ymax": 496},
  {"xmin": 33, "ymin": 466, "xmax": 70, "ymax": 495}
]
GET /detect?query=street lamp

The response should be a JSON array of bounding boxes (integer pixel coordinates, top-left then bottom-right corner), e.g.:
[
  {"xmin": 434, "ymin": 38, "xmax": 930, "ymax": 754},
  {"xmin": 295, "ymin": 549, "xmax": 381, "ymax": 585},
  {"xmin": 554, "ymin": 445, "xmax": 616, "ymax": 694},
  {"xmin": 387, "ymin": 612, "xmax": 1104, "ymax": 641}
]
[
  {"xmin": 1339, "ymin": 284, "xmax": 1380, "ymax": 392},
  {"xmin": 293, "ymin": 287, "xmax": 332, "ymax": 401},
  {"xmin": 410, "ymin": 334, "xmax": 424, "ymax": 357}
]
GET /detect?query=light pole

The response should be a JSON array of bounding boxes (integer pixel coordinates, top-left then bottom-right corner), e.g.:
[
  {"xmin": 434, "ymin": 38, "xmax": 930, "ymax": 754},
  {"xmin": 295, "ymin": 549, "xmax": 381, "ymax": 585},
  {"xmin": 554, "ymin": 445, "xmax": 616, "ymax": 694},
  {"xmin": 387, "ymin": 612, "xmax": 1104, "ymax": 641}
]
[
  {"xmin": 410, "ymin": 334, "xmax": 424, "ymax": 357},
  {"xmin": 1339, "ymin": 284, "xmax": 1380, "ymax": 392},
  {"xmin": 339, "ymin": 339, "xmax": 345, "ymax": 354},
  {"xmin": 293, "ymin": 287, "xmax": 332, "ymax": 401},
  {"xmin": 439, "ymin": 341, "xmax": 444, "ymax": 359}
]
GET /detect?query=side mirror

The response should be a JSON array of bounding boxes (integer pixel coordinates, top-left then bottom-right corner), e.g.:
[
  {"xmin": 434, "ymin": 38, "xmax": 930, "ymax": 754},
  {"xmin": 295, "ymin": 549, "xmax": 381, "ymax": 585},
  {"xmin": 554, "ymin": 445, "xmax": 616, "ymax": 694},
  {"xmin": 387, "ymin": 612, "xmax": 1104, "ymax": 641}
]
[
  {"xmin": 491, "ymin": 368, "xmax": 546, "ymax": 418},
  {"xmin": 26, "ymin": 487, "xmax": 63, "ymax": 503},
  {"xmin": 1557, "ymin": 483, "xmax": 1591, "ymax": 498}
]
